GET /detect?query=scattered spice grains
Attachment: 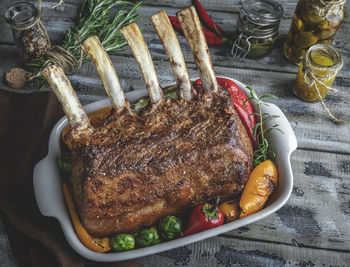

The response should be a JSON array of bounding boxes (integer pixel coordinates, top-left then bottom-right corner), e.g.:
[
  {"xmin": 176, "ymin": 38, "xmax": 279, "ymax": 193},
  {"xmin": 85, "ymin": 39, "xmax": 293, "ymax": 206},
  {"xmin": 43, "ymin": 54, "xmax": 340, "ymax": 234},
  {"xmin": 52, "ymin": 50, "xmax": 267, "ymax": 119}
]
[{"xmin": 17, "ymin": 24, "xmax": 50, "ymax": 61}]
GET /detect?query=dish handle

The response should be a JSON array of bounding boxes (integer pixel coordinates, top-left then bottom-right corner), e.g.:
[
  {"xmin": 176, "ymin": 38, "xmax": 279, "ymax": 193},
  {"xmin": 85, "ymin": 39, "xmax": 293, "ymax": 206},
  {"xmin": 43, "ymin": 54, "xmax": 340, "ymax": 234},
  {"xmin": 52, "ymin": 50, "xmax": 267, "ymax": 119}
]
[
  {"xmin": 33, "ymin": 156, "xmax": 65, "ymax": 217},
  {"xmin": 262, "ymin": 102, "xmax": 298, "ymax": 156}
]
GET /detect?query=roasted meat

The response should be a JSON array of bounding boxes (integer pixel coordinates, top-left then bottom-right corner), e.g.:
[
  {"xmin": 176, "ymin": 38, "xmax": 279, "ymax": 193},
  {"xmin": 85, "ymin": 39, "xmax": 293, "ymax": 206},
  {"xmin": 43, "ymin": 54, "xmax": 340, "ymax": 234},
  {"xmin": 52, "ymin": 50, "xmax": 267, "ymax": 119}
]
[{"xmin": 42, "ymin": 7, "xmax": 253, "ymax": 237}]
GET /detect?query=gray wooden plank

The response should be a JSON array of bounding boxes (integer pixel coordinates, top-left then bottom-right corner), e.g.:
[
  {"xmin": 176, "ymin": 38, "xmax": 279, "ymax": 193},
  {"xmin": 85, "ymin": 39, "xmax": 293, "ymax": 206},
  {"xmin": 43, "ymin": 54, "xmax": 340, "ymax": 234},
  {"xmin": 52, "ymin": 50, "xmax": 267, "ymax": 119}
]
[
  {"xmin": 0, "ymin": 221, "xmax": 17, "ymax": 267},
  {"xmin": 136, "ymin": 236, "xmax": 350, "ymax": 266},
  {"xmin": 144, "ymin": 0, "xmax": 350, "ymax": 23},
  {"xmin": 222, "ymin": 149, "xmax": 350, "ymax": 252},
  {"xmin": 0, "ymin": 45, "xmax": 349, "ymax": 153},
  {"xmin": 1, "ymin": 3, "xmax": 349, "ymax": 78}
]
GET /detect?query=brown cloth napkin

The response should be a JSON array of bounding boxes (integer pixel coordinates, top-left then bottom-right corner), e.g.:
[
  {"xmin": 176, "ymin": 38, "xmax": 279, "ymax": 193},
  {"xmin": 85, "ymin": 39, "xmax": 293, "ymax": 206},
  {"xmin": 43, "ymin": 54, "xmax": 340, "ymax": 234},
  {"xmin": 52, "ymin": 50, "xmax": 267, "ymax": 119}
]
[{"xmin": 0, "ymin": 89, "xmax": 141, "ymax": 267}]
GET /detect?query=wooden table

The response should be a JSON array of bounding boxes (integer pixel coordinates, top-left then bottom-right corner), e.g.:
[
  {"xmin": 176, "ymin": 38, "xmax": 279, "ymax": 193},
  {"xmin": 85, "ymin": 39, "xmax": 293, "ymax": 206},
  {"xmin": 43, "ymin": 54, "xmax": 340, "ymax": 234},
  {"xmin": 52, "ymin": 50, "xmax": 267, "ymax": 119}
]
[{"xmin": 1, "ymin": 0, "xmax": 350, "ymax": 265}]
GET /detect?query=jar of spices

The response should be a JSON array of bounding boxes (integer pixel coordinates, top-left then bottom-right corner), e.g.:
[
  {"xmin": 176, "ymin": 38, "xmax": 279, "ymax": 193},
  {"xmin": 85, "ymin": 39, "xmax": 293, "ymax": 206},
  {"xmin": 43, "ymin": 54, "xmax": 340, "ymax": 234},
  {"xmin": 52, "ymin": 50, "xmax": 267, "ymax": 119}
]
[
  {"xmin": 231, "ymin": 0, "xmax": 283, "ymax": 58},
  {"xmin": 293, "ymin": 44, "xmax": 343, "ymax": 102},
  {"xmin": 4, "ymin": 2, "xmax": 50, "ymax": 62},
  {"xmin": 284, "ymin": 0, "xmax": 346, "ymax": 66}
]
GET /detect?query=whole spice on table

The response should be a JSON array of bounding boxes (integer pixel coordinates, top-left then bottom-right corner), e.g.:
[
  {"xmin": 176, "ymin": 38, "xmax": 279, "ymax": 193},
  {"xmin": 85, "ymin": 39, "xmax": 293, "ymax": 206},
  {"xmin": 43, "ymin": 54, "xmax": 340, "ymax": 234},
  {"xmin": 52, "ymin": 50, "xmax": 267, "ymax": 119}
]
[
  {"xmin": 293, "ymin": 44, "xmax": 344, "ymax": 124},
  {"xmin": 231, "ymin": 0, "xmax": 283, "ymax": 58},
  {"xmin": 5, "ymin": 68, "xmax": 27, "ymax": 89},
  {"xmin": 284, "ymin": 0, "xmax": 346, "ymax": 65}
]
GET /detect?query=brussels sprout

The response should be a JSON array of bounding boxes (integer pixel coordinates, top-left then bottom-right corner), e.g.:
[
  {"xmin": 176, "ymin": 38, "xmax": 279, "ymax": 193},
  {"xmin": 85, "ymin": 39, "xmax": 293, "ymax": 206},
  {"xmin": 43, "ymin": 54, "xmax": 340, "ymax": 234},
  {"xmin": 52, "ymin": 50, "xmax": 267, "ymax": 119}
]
[
  {"xmin": 159, "ymin": 216, "xmax": 183, "ymax": 240},
  {"xmin": 111, "ymin": 234, "xmax": 135, "ymax": 252},
  {"xmin": 135, "ymin": 227, "xmax": 160, "ymax": 247},
  {"xmin": 58, "ymin": 152, "xmax": 72, "ymax": 172}
]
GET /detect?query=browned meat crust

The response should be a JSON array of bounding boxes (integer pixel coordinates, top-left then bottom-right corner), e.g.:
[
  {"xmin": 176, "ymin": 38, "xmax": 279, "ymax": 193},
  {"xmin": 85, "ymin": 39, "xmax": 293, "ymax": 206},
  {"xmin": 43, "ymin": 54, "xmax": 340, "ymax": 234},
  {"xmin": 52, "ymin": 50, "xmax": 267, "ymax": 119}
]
[{"xmin": 71, "ymin": 89, "xmax": 253, "ymax": 237}]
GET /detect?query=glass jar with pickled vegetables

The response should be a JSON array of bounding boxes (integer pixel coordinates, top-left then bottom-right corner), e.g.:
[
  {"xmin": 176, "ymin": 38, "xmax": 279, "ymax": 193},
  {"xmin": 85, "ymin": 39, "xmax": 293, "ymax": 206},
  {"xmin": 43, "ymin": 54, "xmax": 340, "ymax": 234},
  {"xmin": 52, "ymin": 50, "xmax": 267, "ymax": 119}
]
[
  {"xmin": 231, "ymin": 0, "xmax": 283, "ymax": 58},
  {"xmin": 4, "ymin": 2, "xmax": 51, "ymax": 62},
  {"xmin": 293, "ymin": 44, "xmax": 342, "ymax": 102},
  {"xmin": 284, "ymin": 0, "xmax": 346, "ymax": 65}
]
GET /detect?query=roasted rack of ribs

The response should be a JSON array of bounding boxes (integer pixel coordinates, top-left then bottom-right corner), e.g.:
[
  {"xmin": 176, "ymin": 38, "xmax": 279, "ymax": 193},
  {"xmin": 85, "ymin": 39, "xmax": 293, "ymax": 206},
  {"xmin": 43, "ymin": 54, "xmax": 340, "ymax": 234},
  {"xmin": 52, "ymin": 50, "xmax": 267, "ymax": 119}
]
[{"xmin": 42, "ymin": 7, "xmax": 253, "ymax": 237}]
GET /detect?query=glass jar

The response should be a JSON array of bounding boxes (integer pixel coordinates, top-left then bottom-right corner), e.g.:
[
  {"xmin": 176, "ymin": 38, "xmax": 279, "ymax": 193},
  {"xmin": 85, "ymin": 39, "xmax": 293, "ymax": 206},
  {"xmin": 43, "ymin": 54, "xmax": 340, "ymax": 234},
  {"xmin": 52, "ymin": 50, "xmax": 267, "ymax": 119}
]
[
  {"xmin": 293, "ymin": 44, "xmax": 342, "ymax": 102},
  {"xmin": 4, "ymin": 2, "xmax": 50, "ymax": 62},
  {"xmin": 231, "ymin": 0, "xmax": 283, "ymax": 58},
  {"xmin": 284, "ymin": 0, "xmax": 346, "ymax": 65}
]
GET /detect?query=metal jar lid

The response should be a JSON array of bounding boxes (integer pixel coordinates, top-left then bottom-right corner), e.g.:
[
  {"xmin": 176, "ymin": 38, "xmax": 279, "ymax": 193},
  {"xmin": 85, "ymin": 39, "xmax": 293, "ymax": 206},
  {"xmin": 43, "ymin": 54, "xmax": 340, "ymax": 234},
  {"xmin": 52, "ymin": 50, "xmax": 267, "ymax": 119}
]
[{"xmin": 242, "ymin": 0, "xmax": 283, "ymax": 27}]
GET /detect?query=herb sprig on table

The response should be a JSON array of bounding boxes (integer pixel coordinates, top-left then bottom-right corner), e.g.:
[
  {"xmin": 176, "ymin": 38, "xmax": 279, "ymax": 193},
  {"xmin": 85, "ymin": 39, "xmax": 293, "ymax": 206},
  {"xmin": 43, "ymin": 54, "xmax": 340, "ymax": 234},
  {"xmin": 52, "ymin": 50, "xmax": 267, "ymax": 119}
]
[
  {"xmin": 28, "ymin": 0, "xmax": 142, "ymax": 90},
  {"xmin": 244, "ymin": 86, "xmax": 283, "ymax": 167}
]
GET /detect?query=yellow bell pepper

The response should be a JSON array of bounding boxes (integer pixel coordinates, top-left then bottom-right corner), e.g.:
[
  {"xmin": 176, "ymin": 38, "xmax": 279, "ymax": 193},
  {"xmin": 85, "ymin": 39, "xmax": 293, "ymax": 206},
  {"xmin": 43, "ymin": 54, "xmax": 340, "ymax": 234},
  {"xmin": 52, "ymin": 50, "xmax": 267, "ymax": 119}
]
[
  {"xmin": 240, "ymin": 160, "xmax": 278, "ymax": 218},
  {"xmin": 62, "ymin": 183, "xmax": 111, "ymax": 253}
]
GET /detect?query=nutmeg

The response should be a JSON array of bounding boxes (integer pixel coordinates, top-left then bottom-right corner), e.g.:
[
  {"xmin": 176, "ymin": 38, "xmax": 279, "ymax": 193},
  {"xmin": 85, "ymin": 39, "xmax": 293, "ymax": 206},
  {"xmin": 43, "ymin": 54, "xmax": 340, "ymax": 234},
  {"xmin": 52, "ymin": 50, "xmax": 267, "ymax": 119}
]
[{"xmin": 5, "ymin": 68, "xmax": 27, "ymax": 89}]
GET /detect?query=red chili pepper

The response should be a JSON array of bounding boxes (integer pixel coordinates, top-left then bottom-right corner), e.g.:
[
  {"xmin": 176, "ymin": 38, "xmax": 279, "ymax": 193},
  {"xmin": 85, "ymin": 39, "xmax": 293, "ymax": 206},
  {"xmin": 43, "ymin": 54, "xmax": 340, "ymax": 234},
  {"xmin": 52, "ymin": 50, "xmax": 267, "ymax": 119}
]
[
  {"xmin": 182, "ymin": 202, "xmax": 224, "ymax": 236},
  {"xmin": 193, "ymin": 78, "xmax": 256, "ymax": 146},
  {"xmin": 169, "ymin": 16, "xmax": 184, "ymax": 34},
  {"xmin": 193, "ymin": 0, "xmax": 228, "ymax": 37},
  {"xmin": 168, "ymin": 16, "xmax": 228, "ymax": 46},
  {"xmin": 202, "ymin": 28, "xmax": 226, "ymax": 45}
]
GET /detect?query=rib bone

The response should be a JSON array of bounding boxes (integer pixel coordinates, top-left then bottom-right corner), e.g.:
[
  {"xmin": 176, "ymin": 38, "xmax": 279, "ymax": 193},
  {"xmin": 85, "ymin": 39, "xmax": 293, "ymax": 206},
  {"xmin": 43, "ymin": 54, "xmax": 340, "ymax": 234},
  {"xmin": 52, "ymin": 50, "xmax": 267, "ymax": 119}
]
[
  {"xmin": 151, "ymin": 10, "xmax": 193, "ymax": 101},
  {"xmin": 121, "ymin": 23, "xmax": 164, "ymax": 104},
  {"xmin": 42, "ymin": 65, "xmax": 93, "ymax": 139},
  {"xmin": 82, "ymin": 36, "xmax": 126, "ymax": 112},
  {"xmin": 177, "ymin": 6, "xmax": 218, "ymax": 93}
]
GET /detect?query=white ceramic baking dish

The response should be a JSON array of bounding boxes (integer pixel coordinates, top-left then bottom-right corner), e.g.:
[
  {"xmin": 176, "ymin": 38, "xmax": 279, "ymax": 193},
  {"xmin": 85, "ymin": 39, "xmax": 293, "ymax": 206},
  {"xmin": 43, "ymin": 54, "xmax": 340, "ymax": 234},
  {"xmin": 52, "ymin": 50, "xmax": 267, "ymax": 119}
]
[{"xmin": 33, "ymin": 77, "xmax": 297, "ymax": 262}]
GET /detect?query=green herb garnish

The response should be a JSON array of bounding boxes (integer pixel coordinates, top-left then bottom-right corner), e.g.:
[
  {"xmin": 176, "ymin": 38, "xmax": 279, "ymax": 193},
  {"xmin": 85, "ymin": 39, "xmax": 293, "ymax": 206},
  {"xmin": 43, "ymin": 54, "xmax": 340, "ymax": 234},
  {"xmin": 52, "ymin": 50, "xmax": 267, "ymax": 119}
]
[
  {"xmin": 28, "ymin": 0, "xmax": 142, "ymax": 90},
  {"xmin": 244, "ymin": 86, "xmax": 283, "ymax": 167}
]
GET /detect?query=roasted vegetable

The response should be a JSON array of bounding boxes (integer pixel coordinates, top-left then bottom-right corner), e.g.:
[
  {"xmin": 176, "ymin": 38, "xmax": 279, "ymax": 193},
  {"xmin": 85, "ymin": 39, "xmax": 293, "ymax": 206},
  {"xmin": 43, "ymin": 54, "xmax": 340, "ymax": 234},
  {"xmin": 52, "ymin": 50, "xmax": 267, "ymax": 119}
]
[
  {"xmin": 62, "ymin": 183, "xmax": 111, "ymax": 253},
  {"xmin": 240, "ymin": 160, "xmax": 278, "ymax": 218},
  {"xmin": 219, "ymin": 201, "xmax": 240, "ymax": 222},
  {"xmin": 135, "ymin": 227, "xmax": 161, "ymax": 247},
  {"xmin": 159, "ymin": 216, "xmax": 183, "ymax": 240},
  {"xmin": 58, "ymin": 152, "xmax": 72, "ymax": 172},
  {"xmin": 111, "ymin": 234, "xmax": 135, "ymax": 252},
  {"xmin": 182, "ymin": 202, "xmax": 224, "ymax": 236},
  {"xmin": 58, "ymin": 152, "xmax": 72, "ymax": 183}
]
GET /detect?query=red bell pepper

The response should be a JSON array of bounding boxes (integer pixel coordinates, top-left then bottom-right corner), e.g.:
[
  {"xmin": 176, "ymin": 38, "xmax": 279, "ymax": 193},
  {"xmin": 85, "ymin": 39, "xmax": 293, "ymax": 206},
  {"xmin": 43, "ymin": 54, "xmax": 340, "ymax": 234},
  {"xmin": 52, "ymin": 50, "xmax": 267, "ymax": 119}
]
[
  {"xmin": 182, "ymin": 202, "xmax": 224, "ymax": 236},
  {"xmin": 193, "ymin": 78, "xmax": 256, "ymax": 146}
]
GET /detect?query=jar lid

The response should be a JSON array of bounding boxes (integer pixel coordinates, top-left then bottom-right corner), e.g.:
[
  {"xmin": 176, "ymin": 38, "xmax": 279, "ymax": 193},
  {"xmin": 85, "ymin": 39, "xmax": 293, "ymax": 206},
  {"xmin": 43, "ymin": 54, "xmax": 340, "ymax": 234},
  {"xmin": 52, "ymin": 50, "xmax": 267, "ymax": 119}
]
[
  {"xmin": 4, "ymin": 2, "xmax": 38, "ymax": 29},
  {"xmin": 242, "ymin": 0, "xmax": 283, "ymax": 26}
]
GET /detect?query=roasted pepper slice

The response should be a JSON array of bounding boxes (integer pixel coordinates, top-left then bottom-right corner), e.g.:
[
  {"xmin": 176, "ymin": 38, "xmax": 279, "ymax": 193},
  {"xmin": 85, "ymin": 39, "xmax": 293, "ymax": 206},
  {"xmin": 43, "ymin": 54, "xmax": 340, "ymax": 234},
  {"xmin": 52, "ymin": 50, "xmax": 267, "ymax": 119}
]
[
  {"xmin": 219, "ymin": 201, "xmax": 240, "ymax": 222},
  {"xmin": 62, "ymin": 183, "xmax": 111, "ymax": 253},
  {"xmin": 240, "ymin": 160, "xmax": 278, "ymax": 218}
]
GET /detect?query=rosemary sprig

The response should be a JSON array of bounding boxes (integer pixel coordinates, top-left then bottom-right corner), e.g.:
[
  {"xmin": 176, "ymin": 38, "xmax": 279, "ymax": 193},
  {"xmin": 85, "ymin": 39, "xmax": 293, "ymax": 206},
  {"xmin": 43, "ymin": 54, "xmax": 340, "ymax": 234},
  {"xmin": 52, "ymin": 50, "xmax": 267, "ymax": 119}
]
[
  {"xmin": 28, "ymin": 0, "xmax": 142, "ymax": 90},
  {"xmin": 244, "ymin": 86, "xmax": 283, "ymax": 167}
]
